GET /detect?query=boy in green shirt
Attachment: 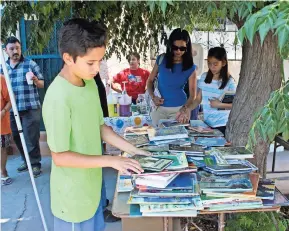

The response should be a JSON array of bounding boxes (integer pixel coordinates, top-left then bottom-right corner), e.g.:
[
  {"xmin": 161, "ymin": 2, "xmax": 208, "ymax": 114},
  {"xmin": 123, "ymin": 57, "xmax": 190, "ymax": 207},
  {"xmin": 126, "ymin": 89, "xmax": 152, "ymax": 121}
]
[{"xmin": 42, "ymin": 18, "xmax": 149, "ymax": 231}]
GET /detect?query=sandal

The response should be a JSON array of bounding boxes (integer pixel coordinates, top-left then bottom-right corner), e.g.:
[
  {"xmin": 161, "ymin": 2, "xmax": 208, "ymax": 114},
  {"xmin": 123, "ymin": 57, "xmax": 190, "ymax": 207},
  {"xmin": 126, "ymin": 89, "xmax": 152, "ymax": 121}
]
[{"xmin": 1, "ymin": 176, "xmax": 12, "ymax": 186}]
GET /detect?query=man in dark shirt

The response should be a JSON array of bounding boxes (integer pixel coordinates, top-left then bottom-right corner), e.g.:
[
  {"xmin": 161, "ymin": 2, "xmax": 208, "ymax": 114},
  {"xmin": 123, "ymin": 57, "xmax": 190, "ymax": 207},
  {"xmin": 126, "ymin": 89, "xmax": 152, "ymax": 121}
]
[{"xmin": 94, "ymin": 73, "xmax": 120, "ymax": 223}]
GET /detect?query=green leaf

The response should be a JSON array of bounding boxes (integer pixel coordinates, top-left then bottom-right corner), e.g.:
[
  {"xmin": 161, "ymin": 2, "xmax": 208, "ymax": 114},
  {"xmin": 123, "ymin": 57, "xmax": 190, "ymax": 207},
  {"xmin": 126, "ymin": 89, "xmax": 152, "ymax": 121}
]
[
  {"xmin": 259, "ymin": 20, "xmax": 271, "ymax": 45},
  {"xmin": 148, "ymin": 1, "xmax": 155, "ymax": 13},
  {"xmin": 238, "ymin": 26, "xmax": 246, "ymax": 44},
  {"xmin": 249, "ymin": 127, "xmax": 257, "ymax": 145},
  {"xmin": 277, "ymin": 24, "xmax": 289, "ymax": 51},
  {"xmin": 160, "ymin": 1, "xmax": 167, "ymax": 16},
  {"xmin": 244, "ymin": 14, "xmax": 259, "ymax": 44},
  {"xmin": 282, "ymin": 129, "xmax": 289, "ymax": 141}
]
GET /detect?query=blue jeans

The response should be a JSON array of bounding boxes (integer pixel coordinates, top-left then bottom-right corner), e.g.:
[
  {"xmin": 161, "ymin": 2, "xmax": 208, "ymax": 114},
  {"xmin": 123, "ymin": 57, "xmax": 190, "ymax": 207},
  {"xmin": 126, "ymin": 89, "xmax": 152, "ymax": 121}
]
[
  {"xmin": 53, "ymin": 202, "xmax": 105, "ymax": 231},
  {"xmin": 101, "ymin": 175, "xmax": 107, "ymax": 209}
]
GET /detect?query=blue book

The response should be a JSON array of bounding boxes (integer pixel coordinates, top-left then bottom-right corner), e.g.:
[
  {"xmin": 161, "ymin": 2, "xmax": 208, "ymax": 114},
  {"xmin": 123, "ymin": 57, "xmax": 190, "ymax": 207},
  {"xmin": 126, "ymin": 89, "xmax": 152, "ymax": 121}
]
[
  {"xmin": 190, "ymin": 120, "xmax": 209, "ymax": 128},
  {"xmin": 128, "ymin": 195, "xmax": 193, "ymax": 204},
  {"xmin": 194, "ymin": 137, "xmax": 227, "ymax": 147},
  {"xmin": 129, "ymin": 204, "xmax": 142, "ymax": 217}
]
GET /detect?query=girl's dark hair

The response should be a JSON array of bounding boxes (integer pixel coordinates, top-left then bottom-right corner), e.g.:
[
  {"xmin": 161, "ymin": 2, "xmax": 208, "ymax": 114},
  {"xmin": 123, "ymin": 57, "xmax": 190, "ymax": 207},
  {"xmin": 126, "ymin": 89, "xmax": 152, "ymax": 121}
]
[
  {"xmin": 165, "ymin": 28, "xmax": 194, "ymax": 71},
  {"xmin": 205, "ymin": 47, "xmax": 229, "ymax": 89},
  {"xmin": 58, "ymin": 18, "xmax": 107, "ymax": 61}
]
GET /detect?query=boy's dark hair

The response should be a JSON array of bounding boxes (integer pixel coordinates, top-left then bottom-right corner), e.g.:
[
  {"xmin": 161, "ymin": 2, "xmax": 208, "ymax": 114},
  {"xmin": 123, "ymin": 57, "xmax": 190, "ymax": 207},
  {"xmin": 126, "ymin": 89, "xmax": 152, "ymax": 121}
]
[
  {"xmin": 205, "ymin": 47, "xmax": 229, "ymax": 89},
  {"xmin": 58, "ymin": 18, "xmax": 107, "ymax": 61},
  {"xmin": 5, "ymin": 36, "xmax": 21, "ymax": 47},
  {"xmin": 127, "ymin": 52, "xmax": 140, "ymax": 63},
  {"xmin": 165, "ymin": 28, "xmax": 194, "ymax": 72}
]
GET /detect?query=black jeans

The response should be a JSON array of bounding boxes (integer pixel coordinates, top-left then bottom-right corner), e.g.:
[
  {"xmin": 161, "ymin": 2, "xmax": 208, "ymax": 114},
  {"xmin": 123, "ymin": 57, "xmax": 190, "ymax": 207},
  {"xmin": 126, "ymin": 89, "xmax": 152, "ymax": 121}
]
[{"xmin": 10, "ymin": 108, "xmax": 41, "ymax": 168}]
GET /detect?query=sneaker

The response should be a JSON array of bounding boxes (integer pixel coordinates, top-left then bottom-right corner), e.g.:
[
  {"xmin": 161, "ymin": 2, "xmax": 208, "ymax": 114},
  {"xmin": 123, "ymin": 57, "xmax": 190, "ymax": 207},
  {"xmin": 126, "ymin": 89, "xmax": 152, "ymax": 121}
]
[
  {"xmin": 1, "ymin": 176, "xmax": 12, "ymax": 186},
  {"xmin": 17, "ymin": 163, "xmax": 28, "ymax": 172},
  {"xmin": 103, "ymin": 209, "xmax": 121, "ymax": 223},
  {"xmin": 32, "ymin": 166, "xmax": 41, "ymax": 178}
]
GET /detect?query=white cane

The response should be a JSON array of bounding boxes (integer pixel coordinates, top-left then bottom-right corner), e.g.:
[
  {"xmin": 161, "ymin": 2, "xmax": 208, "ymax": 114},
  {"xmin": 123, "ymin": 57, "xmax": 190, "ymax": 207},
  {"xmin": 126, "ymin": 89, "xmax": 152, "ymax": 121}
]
[{"xmin": 0, "ymin": 45, "xmax": 48, "ymax": 231}]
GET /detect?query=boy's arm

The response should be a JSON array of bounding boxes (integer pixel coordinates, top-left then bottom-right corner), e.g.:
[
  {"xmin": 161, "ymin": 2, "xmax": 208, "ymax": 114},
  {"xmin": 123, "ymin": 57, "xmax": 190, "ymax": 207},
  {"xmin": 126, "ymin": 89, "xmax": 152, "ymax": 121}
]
[
  {"xmin": 51, "ymin": 151, "xmax": 143, "ymax": 175},
  {"xmin": 100, "ymin": 124, "xmax": 150, "ymax": 156}
]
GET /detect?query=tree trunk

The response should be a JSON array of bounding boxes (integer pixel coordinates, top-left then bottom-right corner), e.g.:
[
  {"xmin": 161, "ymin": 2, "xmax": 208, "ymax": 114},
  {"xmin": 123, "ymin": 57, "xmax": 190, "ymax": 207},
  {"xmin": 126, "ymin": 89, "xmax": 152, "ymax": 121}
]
[{"xmin": 226, "ymin": 32, "xmax": 282, "ymax": 177}]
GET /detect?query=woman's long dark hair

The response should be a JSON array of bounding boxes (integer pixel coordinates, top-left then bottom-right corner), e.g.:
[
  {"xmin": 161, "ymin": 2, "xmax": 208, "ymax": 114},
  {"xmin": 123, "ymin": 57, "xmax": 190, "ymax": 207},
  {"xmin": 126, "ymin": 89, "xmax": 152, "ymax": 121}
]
[
  {"xmin": 205, "ymin": 47, "xmax": 229, "ymax": 89},
  {"xmin": 165, "ymin": 28, "xmax": 194, "ymax": 72}
]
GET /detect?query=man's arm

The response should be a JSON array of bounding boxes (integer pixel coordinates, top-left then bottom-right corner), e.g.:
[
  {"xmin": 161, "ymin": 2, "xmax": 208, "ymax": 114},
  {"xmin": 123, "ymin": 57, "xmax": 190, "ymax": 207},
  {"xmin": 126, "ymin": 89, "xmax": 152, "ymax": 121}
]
[{"xmin": 31, "ymin": 61, "xmax": 44, "ymax": 88}]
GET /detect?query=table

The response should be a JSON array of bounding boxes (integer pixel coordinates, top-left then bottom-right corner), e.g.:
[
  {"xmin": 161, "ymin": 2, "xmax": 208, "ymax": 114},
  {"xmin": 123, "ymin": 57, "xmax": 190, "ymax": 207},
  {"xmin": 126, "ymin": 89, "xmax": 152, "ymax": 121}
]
[
  {"xmin": 104, "ymin": 115, "xmax": 152, "ymax": 134},
  {"xmin": 269, "ymin": 135, "xmax": 289, "ymax": 173},
  {"xmin": 112, "ymin": 175, "xmax": 281, "ymax": 231}
]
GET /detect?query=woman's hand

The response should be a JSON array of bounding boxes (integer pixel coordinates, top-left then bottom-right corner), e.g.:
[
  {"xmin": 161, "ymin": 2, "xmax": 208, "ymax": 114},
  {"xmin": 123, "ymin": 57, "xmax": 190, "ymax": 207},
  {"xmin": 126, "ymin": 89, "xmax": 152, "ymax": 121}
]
[
  {"xmin": 152, "ymin": 96, "xmax": 164, "ymax": 106},
  {"xmin": 209, "ymin": 98, "xmax": 222, "ymax": 108},
  {"xmin": 176, "ymin": 105, "xmax": 190, "ymax": 124}
]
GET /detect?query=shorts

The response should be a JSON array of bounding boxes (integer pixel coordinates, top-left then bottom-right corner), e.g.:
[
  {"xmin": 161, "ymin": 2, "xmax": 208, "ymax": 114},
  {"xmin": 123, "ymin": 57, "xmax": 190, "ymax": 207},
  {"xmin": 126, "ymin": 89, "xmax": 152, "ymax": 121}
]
[
  {"xmin": 0, "ymin": 134, "xmax": 11, "ymax": 148},
  {"xmin": 53, "ymin": 202, "xmax": 105, "ymax": 231}
]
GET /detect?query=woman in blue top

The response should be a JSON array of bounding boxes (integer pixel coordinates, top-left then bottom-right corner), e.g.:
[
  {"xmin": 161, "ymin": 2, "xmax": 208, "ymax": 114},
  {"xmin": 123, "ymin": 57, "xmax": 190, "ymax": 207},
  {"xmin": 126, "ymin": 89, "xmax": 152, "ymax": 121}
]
[{"xmin": 147, "ymin": 28, "xmax": 197, "ymax": 126}]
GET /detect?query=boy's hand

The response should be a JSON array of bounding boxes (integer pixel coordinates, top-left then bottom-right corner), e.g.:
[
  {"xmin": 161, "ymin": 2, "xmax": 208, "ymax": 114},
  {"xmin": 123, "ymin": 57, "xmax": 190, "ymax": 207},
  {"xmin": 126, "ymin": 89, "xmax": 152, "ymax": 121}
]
[{"xmin": 110, "ymin": 156, "xmax": 144, "ymax": 175}]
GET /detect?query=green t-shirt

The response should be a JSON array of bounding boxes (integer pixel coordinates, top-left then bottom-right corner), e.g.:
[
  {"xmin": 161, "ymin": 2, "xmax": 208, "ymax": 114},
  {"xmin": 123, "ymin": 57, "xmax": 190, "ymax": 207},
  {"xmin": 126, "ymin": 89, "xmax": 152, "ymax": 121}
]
[{"xmin": 42, "ymin": 76, "xmax": 104, "ymax": 222}]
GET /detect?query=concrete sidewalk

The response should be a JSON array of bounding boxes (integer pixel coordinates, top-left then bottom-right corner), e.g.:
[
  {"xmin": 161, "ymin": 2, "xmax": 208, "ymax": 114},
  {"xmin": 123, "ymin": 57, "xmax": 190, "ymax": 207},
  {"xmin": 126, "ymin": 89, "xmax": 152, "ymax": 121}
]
[
  {"xmin": 1, "ymin": 154, "xmax": 121, "ymax": 231},
  {"xmin": 1, "ymin": 151, "xmax": 289, "ymax": 231}
]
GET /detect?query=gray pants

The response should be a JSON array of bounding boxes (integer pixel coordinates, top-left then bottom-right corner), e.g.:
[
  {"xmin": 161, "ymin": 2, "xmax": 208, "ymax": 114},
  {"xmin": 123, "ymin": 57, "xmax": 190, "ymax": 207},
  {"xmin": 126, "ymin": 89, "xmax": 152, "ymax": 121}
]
[{"xmin": 10, "ymin": 108, "xmax": 41, "ymax": 167}]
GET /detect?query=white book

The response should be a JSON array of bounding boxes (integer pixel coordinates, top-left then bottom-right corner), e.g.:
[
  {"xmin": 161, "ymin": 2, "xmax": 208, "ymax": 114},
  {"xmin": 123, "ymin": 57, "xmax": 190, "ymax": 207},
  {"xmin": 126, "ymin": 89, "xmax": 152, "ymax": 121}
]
[{"xmin": 134, "ymin": 173, "xmax": 179, "ymax": 188}]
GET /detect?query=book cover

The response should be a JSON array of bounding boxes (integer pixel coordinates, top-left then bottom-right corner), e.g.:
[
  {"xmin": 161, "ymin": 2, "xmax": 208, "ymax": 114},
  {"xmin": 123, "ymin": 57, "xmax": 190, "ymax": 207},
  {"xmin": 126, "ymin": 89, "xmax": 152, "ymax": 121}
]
[
  {"xmin": 190, "ymin": 120, "xmax": 209, "ymax": 128},
  {"xmin": 208, "ymin": 147, "xmax": 254, "ymax": 159},
  {"xmin": 142, "ymin": 210, "xmax": 198, "ymax": 217},
  {"xmin": 219, "ymin": 91, "xmax": 235, "ymax": 103},
  {"xmin": 256, "ymin": 179, "xmax": 276, "ymax": 200},
  {"xmin": 125, "ymin": 135, "xmax": 150, "ymax": 147},
  {"xmin": 262, "ymin": 188, "xmax": 289, "ymax": 207},
  {"xmin": 132, "ymin": 155, "xmax": 173, "ymax": 172},
  {"xmin": 141, "ymin": 145, "xmax": 169, "ymax": 152},
  {"xmin": 117, "ymin": 175, "xmax": 133, "ymax": 192},
  {"xmin": 131, "ymin": 168, "xmax": 197, "ymax": 177},
  {"xmin": 153, "ymin": 152, "xmax": 188, "ymax": 170},
  {"xmin": 138, "ymin": 188, "xmax": 197, "ymax": 197},
  {"xmin": 140, "ymin": 198, "xmax": 203, "ymax": 212},
  {"xmin": 159, "ymin": 119, "xmax": 189, "ymax": 128},
  {"xmin": 137, "ymin": 172, "xmax": 198, "ymax": 191},
  {"xmin": 187, "ymin": 156, "xmax": 206, "ymax": 168},
  {"xmin": 204, "ymin": 173, "xmax": 260, "ymax": 198},
  {"xmin": 125, "ymin": 126, "xmax": 151, "ymax": 136},
  {"xmin": 127, "ymin": 195, "xmax": 193, "ymax": 204},
  {"xmin": 188, "ymin": 126, "xmax": 214, "ymax": 134},
  {"xmin": 194, "ymin": 137, "xmax": 227, "ymax": 147},
  {"xmin": 148, "ymin": 127, "xmax": 189, "ymax": 141},
  {"xmin": 134, "ymin": 172, "xmax": 179, "ymax": 188},
  {"xmin": 169, "ymin": 144, "xmax": 204, "ymax": 153},
  {"xmin": 189, "ymin": 129, "xmax": 224, "ymax": 137},
  {"xmin": 200, "ymin": 179, "xmax": 253, "ymax": 193}
]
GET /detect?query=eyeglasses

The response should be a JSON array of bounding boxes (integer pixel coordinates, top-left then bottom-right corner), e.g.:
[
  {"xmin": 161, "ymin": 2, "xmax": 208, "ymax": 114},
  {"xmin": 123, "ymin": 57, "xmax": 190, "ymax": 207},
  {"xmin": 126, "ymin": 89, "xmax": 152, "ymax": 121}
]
[{"xmin": 172, "ymin": 45, "xmax": 187, "ymax": 52}]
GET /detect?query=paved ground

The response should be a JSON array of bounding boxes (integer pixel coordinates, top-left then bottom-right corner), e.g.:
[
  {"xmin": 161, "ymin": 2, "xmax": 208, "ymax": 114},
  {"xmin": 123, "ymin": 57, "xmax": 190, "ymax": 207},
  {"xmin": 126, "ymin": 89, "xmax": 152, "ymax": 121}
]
[{"xmin": 1, "ymin": 150, "xmax": 289, "ymax": 231}]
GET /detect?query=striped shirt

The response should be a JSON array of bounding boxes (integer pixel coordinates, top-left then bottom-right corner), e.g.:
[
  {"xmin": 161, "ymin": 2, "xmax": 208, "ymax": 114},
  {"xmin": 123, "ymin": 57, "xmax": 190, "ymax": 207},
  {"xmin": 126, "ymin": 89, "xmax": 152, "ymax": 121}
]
[
  {"xmin": 198, "ymin": 72, "xmax": 236, "ymax": 128},
  {"xmin": 0, "ymin": 57, "xmax": 44, "ymax": 111}
]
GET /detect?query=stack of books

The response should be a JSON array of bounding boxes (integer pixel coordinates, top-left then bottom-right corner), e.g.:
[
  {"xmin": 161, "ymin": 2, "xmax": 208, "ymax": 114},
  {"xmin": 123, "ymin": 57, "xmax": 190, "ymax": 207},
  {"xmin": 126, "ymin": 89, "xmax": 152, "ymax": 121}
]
[
  {"xmin": 129, "ymin": 171, "xmax": 204, "ymax": 216},
  {"xmin": 119, "ymin": 120, "xmax": 289, "ymax": 216}
]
